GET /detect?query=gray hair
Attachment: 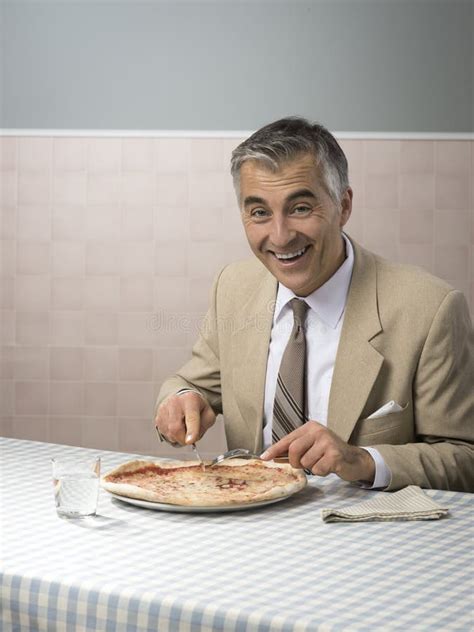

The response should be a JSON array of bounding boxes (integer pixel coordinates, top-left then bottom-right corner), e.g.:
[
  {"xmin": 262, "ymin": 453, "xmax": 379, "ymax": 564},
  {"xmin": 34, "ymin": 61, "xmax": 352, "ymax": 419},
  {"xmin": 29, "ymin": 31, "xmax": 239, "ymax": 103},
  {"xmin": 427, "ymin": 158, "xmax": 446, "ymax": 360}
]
[{"xmin": 231, "ymin": 117, "xmax": 349, "ymax": 204}]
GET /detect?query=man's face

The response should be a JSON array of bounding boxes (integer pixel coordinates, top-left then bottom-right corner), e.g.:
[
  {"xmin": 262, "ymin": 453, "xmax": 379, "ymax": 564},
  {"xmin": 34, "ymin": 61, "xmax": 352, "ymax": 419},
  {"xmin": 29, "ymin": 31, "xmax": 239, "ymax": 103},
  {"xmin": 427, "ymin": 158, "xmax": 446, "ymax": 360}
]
[{"xmin": 239, "ymin": 153, "xmax": 352, "ymax": 296}]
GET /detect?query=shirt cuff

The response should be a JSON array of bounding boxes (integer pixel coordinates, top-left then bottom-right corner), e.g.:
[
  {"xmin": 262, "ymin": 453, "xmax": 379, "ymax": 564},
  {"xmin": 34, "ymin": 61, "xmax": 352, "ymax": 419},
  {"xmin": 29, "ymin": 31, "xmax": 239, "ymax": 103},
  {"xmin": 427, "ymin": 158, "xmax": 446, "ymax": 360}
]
[{"xmin": 359, "ymin": 447, "xmax": 392, "ymax": 489}]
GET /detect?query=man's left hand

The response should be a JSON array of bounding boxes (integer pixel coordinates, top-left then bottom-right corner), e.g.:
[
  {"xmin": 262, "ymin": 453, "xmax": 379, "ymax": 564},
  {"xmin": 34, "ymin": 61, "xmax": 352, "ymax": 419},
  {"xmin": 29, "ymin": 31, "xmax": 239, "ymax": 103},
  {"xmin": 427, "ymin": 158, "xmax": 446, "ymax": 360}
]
[{"xmin": 260, "ymin": 421, "xmax": 376, "ymax": 484}]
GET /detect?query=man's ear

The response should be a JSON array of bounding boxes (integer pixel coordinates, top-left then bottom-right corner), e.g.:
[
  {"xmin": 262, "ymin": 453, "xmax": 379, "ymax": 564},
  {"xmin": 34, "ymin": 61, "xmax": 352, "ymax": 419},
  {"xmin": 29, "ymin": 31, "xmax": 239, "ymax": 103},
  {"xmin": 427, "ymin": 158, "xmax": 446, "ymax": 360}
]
[{"xmin": 339, "ymin": 188, "xmax": 353, "ymax": 228}]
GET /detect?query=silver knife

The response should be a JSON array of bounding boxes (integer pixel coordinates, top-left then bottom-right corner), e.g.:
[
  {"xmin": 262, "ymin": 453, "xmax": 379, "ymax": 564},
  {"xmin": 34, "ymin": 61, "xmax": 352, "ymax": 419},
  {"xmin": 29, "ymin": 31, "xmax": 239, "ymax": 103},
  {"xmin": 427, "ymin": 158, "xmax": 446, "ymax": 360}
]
[{"xmin": 191, "ymin": 443, "xmax": 205, "ymax": 470}]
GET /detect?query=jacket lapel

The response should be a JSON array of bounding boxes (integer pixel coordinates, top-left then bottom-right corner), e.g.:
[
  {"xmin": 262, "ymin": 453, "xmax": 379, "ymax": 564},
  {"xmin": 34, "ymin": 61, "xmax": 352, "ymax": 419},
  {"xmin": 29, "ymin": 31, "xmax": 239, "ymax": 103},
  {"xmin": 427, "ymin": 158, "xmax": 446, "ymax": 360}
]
[
  {"xmin": 327, "ymin": 240, "xmax": 384, "ymax": 442},
  {"xmin": 231, "ymin": 268, "xmax": 277, "ymax": 453}
]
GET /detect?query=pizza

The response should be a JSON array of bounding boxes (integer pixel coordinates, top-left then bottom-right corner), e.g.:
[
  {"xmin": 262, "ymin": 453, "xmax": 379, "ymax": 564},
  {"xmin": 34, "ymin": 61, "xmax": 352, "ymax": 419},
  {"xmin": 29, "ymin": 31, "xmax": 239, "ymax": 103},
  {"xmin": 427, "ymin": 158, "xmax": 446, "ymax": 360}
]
[{"xmin": 101, "ymin": 458, "xmax": 307, "ymax": 507}]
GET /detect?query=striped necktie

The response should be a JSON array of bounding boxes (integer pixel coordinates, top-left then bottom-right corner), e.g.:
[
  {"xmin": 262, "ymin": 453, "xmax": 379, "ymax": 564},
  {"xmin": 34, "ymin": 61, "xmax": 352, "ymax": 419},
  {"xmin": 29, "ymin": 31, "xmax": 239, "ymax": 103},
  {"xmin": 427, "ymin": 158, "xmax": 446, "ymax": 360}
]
[{"xmin": 272, "ymin": 298, "xmax": 309, "ymax": 443}]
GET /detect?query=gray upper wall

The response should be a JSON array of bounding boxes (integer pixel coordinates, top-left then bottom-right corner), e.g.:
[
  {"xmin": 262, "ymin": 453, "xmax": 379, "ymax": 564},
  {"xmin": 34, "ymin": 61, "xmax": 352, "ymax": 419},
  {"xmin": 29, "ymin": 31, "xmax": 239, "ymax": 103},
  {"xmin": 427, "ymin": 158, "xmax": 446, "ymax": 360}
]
[{"xmin": 1, "ymin": 0, "xmax": 472, "ymax": 132}]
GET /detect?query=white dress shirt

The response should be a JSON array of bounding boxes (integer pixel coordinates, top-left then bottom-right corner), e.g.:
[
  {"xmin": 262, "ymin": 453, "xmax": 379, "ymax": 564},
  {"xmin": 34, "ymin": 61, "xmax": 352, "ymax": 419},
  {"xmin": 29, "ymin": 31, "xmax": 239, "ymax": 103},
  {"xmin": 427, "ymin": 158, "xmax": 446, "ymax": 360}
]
[{"xmin": 262, "ymin": 234, "xmax": 391, "ymax": 489}]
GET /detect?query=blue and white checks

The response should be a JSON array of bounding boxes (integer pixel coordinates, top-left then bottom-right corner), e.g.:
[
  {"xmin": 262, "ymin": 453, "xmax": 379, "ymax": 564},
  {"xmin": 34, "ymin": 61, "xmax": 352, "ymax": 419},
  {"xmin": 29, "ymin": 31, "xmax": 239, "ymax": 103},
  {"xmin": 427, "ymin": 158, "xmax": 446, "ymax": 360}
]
[{"xmin": 1, "ymin": 437, "xmax": 473, "ymax": 631}]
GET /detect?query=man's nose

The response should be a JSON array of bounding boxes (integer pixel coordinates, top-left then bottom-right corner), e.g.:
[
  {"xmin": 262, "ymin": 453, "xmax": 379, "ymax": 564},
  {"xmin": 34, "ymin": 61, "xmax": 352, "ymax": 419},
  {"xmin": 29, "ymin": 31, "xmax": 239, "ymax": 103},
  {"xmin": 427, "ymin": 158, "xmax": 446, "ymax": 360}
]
[{"xmin": 269, "ymin": 217, "xmax": 295, "ymax": 248}]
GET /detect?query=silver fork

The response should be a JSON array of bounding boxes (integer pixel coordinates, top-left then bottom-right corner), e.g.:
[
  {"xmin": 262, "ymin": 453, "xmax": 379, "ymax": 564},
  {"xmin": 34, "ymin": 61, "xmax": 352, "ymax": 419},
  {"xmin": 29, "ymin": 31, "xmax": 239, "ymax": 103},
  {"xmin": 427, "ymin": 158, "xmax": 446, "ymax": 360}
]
[{"xmin": 210, "ymin": 448, "xmax": 260, "ymax": 467}]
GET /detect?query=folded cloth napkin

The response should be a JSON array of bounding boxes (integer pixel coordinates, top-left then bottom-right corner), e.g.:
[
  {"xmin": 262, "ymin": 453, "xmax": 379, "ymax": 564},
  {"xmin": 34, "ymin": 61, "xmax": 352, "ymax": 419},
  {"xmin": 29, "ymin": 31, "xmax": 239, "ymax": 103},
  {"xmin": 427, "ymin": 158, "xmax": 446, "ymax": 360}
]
[{"xmin": 321, "ymin": 485, "xmax": 449, "ymax": 523}]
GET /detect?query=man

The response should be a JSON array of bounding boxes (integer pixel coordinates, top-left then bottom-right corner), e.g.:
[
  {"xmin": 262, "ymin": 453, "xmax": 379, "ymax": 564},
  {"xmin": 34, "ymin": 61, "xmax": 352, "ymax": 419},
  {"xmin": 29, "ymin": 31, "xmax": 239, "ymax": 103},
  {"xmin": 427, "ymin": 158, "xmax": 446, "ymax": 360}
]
[{"xmin": 155, "ymin": 117, "xmax": 473, "ymax": 492}]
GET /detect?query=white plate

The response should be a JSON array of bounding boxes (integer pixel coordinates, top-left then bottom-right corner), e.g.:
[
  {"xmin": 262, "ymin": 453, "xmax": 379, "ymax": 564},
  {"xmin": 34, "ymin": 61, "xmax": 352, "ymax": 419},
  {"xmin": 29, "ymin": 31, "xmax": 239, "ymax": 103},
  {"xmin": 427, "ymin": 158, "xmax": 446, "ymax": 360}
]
[{"xmin": 108, "ymin": 491, "xmax": 294, "ymax": 513}]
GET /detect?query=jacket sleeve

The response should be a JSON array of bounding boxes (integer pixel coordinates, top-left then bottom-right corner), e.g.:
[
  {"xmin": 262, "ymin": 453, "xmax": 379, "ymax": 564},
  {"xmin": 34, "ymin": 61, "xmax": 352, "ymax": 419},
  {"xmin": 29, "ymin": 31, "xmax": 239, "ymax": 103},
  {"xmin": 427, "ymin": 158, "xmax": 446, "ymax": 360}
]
[
  {"xmin": 155, "ymin": 269, "xmax": 225, "ymax": 416},
  {"xmin": 376, "ymin": 290, "xmax": 474, "ymax": 492}
]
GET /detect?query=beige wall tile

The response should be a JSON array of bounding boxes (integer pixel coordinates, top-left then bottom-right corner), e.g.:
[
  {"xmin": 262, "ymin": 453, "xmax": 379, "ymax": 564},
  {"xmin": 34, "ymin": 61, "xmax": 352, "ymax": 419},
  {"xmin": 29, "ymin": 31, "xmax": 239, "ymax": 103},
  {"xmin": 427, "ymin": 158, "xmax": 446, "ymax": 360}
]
[
  {"xmin": 85, "ymin": 382, "xmax": 117, "ymax": 416},
  {"xmin": 17, "ymin": 206, "xmax": 51, "ymax": 241},
  {"xmin": 86, "ymin": 242, "xmax": 119, "ymax": 276},
  {"xmin": 15, "ymin": 381, "xmax": 49, "ymax": 415},
  {"xmin": 122, "ymin": 173, "xmax": 156, "ymax": 205},
  {"xmin": 1, "ymin": 310, "xmax": 15, "ymax": 344},
  {"xmin": 400, "ymin": 209, "xmax": 434, "ymax": 245},
  {"xmin": 117, "ymin": 382, "xmax": 155, "ymax": 417},
  {"xmin": 1, "ymin": 172, "xmax": 17, "ymax": 206},
  {"xmin": 156, "ymin": 173, "xmax": 188, "ymax": 206},
  {"xmin": 119, "ymin": 348, "xmax": 153, "ymax": 381},
  {"xmin": 18, "ymin": 137, "xmax": 52, "ymax": 172},
  {"xmin": 190, "ymin": 206, "xmax": 223, "ymax": 241},
  {"xmin": 153, "ymin": 347, "xmax": 191, "ymax": 385},
  {"xmin": 81, "ymin": 417, "xmax": 119, "ymax": 450},
  {"xmin": 118, "ymin": 312, "xmax": 156, "ymax": 347},
  {"xmin": 54, "ymin": 138, "xmax": 87, "ymax": 172},
  {"xmin": 50, "ymin": 381, "xmax": 84, "ymax": 415},
  {"xmin": 365, "ymin": 174, "xmax": 398, "ymax": 210},
  {"xmin": 16, "ymin": 311, "xmax": 49, "ymax": 345},
  {"xmin": 364, "ymin": 208, "xmax": 399, "ymax": 245},
  {"xmin": 0, "ymin": 278, "xmax": 14, "ymax": 309},
  {"xmin": 51, "ymin": 278, "xmax": 84, "ymax": 310},
  {"xmin": 398, "ymin": 244, "xmax": 434, "ymax": 272},
  {"xmin": 85, "ymin": 312, "xmax": 118, "ymax": 345},
  {"xmin": 87, "ymin": 138, "xmax": 122, "ymax": 174},
  {"xmin": 86, "ymin": 205, "xmax": 121, "ymax": 241},
  {"xmin": 1, "ymin": 206, "xmax": 17, "ymax": 240},
  {"xmin": 154, "ymin": 138, "xmax": 190, "ymax": 173},
  {"xmin": 121, "ymin": 205, "xmax": 154, "ymax": 241},
  {"xmin": 154, "ymin": 206, "xmax": 189, "ymax": 241},
  {"xmin": 365, "ymin": 140, "xmax": 400, "ymax": 174},
  {"xmin": 0, "ymin": 416, "xmax": 13, "ymax": 437},
  {"xmin": 52, "ymin": 242, "xmax": 85, "ymax": 277},
  {"xmin": 155, "ymin": 241, "xmax": 187, "ymax": 277},
  {"xmin": 1, "ymin": 240, "xmax": 16, "ymax": 277},
  {"xmin": 84, "ymin": 347, "xmax": 118, "ymax": 381},
  {"xmin": 338, "ymin": 139, "xmax": 365, "ymax": 176},
  {"xmin": 188, "ymin": 277, "xmax": 213, "ymax": 313},
  {"xmin": 400, "ymin": 141, "xmax": 434, "ymax": 174},
  {"xmin": 118, "ymin": 418, "xmax": 160, "ymax": 455},
  {"xmin": 85, "ymin": 276, "xmax": 120, "ymax": 311},
  {"xmin": 187, "ymin": 241, "xmax": 225, "ymax": 279},
  {"xmin": 122, "ymin": 138, "xmax": 154, "ymax": 172},
  {"xmin": 50, "ymin": 311, "xmax": 84, "ymax": 346},
  {"xmin": 435, "ymin": 141, "xmax": 471, "ymax": 175},
  {"xmin": 52, "ymin": 205, "xmax": 85, "ymax": 241},
  {"xmin": 14, "ymin": 346, "xmax": 50, "ymax": 380},
  {"xmin": 88, "ymin": 174, "xmax": 121, "ymax": 205},
  {"xmin": 120, "ymin": 277, "xmax": 154, "ymax": 312},
  {"xmin": 0, "ymin": 137, "xmax": 18, "ymax": 171},
  {"xmin": 435, "ymin": 211, "xmax": 471, "ymax": 246},
  {"xmin": 0, "ymin": 381, "xmax": 14, "ymax": 414},
  {"xmin": 50, "ymin": 347, "xmax": 84, "ymax": 380},
  {"xmin": 190, "ymin": 139, "xmax": 225, "ymax": 172},
  {"xmin": 154, "ymin": 277, "xmax": 189, "ymax": 312},
  {"xmin": 399, "ymin": 174, "xmax": 434, "ymax": 210},
  {"xmin": 435, "ymin": 174, "xmax": 470, "ymax": 210},
  {"xmin": 12, "ymin": 416, "xmax": 49, "ymax": 441},
  {"xmin": 120, "ymin": 242, "xmax": 154, "ymax": 277},
  {"xmin": 49, "ymin": 416, "xmax": 82, "ymax": 447},
  {"xmin": 16, "ymin": 275, "xmax": 50, "ymax": 311},
  {"xmin": 189, "ymin": 172, "xmax": 225, "ymax": 207},
  {"xmin": 3, "ymin": 134, "xmax": 473, "ymax": 450},
  {"xmin": 0, "ymin": 345, "xmax": 15, "ymax": 379},
  {"xmin": 54, "ymin": 173, "xmax": 87, "ymax": 206},
  {"xmin": 16, "ymin": 242, "xmax": 50, "ymax": 275},
  {"xmin": 434, "ymin": 245, "xmax": 469, "ymax": 280}
]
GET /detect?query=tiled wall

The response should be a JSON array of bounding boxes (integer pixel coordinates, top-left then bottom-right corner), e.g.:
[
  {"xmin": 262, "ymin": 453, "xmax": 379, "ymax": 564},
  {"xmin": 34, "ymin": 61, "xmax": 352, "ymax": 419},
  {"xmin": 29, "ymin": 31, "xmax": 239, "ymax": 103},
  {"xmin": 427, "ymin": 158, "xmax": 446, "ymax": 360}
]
[{"xmin": 1, "ymin": 136, "xmax": 472, "ymax": 456}]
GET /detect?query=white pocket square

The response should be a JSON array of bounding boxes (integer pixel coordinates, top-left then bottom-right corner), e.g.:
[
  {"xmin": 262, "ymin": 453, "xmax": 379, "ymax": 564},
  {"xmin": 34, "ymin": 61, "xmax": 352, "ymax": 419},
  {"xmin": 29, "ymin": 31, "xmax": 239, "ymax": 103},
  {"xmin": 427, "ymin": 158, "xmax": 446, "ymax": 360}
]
[{"xmin": 367, "ymin": 400, "xmax": 404, "ymax": 419}]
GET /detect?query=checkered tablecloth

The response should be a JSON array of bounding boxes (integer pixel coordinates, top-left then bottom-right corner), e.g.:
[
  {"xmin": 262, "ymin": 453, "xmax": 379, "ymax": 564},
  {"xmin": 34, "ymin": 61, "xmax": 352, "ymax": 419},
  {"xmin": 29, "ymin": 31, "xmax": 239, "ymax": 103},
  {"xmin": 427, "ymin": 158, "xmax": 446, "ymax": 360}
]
[{"xmin": 1, "ymin": 437, "xmax": 473, "ymax": 632}]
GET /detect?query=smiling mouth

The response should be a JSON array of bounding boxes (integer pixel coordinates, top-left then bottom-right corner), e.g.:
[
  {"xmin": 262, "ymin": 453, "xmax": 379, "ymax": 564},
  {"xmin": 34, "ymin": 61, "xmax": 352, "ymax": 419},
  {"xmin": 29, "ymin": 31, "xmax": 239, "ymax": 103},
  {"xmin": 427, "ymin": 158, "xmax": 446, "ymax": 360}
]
[{"xmin": 270, "ymin": 245, "xmax": 310, "ymax": 263}]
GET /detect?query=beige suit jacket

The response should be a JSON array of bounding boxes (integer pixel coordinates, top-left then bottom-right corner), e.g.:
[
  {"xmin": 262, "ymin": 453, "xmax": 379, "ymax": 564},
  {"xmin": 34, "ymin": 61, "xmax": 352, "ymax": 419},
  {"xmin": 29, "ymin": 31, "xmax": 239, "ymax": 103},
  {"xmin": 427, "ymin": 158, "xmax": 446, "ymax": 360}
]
[{"xmin": 157, "ymin": 238, "xmax": 474, "ymax": 492}]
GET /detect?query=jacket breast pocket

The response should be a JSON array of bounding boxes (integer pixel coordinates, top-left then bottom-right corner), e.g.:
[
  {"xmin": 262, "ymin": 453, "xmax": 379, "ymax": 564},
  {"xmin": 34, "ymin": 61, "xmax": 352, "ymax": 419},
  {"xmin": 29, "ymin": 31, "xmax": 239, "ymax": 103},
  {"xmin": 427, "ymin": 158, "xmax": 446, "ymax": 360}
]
[{"xmin": 351, "ymin": 402, "xmax": 414, "ymax": 446}]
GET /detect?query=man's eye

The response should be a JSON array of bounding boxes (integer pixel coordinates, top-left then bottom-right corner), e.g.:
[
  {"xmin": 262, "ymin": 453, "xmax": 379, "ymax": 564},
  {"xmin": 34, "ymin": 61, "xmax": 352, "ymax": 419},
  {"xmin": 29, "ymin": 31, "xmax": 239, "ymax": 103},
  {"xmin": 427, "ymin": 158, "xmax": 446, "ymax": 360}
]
[
  {"xmin": 292, "ymin": 205, "xmax": 312, "ymax": 215},
  {"xmin": 250, "ymin": 208, "xmax": 270, "ymax": 219}
]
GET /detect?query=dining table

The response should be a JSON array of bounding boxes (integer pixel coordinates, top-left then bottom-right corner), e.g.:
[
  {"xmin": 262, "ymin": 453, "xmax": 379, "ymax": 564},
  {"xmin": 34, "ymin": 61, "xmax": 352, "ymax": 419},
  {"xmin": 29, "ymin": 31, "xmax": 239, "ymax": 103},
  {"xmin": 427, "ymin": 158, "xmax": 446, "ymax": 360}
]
[{"xmin": 1, "ymin": 436, "xmax": 473, "ymax": 631}]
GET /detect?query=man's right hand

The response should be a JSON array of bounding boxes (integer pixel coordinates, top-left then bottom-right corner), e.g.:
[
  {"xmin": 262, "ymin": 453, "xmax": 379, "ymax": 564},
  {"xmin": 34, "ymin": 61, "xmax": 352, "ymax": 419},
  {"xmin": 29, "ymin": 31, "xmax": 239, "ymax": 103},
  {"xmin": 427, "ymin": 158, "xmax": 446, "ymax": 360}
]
[{"xmin": 154, "ymin": 391, "xmax": 216, "ymax": 446}]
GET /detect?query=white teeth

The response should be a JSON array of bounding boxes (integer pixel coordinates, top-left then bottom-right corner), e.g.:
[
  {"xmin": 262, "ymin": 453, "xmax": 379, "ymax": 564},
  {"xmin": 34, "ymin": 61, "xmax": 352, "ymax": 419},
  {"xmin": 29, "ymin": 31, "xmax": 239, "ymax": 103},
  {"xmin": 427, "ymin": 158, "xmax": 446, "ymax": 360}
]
[{"xmin": 274, "ymin": 247, "xmax": 307, "ymax": 260}]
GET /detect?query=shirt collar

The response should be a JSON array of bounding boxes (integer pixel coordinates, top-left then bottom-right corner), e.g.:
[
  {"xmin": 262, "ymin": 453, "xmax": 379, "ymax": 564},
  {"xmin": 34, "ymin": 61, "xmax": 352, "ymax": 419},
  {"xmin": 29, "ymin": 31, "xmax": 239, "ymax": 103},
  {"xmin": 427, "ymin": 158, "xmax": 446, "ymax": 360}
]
[{"xmin": 274, "ymin": 233, "xmax": 354, "ymax": 329}]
